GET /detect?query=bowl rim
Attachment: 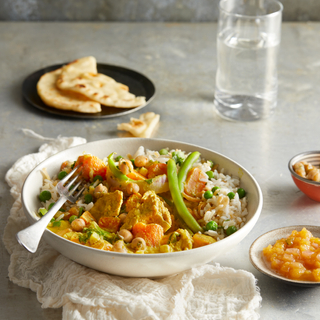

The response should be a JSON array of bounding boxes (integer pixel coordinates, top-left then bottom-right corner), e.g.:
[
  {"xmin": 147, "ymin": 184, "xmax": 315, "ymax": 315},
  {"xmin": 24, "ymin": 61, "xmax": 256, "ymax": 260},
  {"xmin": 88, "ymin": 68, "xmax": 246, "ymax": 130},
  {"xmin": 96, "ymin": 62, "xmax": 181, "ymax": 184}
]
[
  {"xmin": 21, "ymin": 137, "xmax": 263, "ymax": 258},
  {"xmin": 249, "ymin": 225, "xmax": 320, "ymax": 287},
  {"xmin": 288, "ymin": 150, "xmax": 320, "ymax": 186}
]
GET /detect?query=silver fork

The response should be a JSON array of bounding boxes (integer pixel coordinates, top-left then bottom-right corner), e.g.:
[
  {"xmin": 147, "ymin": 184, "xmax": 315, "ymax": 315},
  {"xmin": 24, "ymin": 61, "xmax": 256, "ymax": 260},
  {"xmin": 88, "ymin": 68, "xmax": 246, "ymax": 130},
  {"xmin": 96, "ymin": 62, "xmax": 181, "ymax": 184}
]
[{"xmin": 16, "ymin": 165, "xmax": 84, "ymax": 253}]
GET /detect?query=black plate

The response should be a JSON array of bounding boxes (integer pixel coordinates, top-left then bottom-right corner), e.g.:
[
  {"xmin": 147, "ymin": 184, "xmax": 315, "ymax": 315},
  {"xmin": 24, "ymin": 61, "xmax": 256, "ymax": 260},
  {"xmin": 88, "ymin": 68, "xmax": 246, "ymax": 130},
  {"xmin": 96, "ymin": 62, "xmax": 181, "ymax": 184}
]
[{"xmin": 22, "ymin": 63, "xmax": 156, "ymax": 119}]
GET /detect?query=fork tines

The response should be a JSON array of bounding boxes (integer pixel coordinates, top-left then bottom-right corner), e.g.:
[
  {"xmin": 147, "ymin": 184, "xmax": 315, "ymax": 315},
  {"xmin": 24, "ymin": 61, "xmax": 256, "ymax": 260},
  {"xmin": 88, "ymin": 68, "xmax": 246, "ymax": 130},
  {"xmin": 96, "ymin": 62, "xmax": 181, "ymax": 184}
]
[{"xmin": 57, "ymin": 165, "xmax": 85, "ymax": 202}]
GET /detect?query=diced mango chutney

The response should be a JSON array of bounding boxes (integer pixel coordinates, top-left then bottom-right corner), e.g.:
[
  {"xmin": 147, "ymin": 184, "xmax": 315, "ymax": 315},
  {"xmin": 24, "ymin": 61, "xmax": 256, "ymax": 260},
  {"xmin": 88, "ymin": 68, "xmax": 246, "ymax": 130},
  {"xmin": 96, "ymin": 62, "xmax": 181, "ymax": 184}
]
[{"xmin": 263, "ymin": 228, "xmax": 320, "ymax": 282}]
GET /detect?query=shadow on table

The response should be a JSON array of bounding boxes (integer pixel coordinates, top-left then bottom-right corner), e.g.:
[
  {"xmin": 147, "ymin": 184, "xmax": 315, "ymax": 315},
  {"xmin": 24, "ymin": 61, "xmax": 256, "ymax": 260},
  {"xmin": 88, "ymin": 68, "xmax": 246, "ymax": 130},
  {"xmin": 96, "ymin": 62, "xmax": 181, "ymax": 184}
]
[{"xmin": 289, "ymin": 193, "xmax": 320, "ymax": 210}]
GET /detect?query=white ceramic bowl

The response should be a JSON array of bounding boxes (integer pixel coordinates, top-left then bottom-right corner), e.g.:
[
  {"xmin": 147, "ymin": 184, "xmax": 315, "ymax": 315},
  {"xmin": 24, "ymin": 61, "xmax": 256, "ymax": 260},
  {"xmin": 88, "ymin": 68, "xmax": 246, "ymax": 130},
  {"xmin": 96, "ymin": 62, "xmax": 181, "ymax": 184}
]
[{"xmin": 22, "ymin": 138, "xmax": 263, "ymax": 278}]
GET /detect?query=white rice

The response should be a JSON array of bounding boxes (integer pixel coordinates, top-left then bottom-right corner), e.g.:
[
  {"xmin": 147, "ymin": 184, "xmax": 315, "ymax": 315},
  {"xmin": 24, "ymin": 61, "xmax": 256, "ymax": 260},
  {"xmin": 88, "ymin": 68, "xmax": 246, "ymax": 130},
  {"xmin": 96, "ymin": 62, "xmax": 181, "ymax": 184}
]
[
  {"xmin": 142, "ymin": 148, "xmax": 248, "ymax": 241},
  {"xmin": 198, "ymin": 165, "xmax": 248, "ymax": 240}
]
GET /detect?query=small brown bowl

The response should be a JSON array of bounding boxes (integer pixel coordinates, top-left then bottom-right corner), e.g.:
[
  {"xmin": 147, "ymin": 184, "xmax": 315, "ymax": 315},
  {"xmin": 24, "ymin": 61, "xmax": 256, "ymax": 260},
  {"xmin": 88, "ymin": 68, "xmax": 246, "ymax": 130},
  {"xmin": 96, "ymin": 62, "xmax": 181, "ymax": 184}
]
[{"xmin": 288, "ymin": 151, "xmax": 320, "ymax": 202}]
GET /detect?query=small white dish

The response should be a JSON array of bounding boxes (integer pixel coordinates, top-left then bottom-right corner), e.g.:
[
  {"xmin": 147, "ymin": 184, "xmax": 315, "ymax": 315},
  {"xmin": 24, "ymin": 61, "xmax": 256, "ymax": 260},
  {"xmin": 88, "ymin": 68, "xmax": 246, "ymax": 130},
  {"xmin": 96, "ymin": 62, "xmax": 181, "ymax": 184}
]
[{"xmin": 249, "ymin": 225, "xmax": 320, "ymax": 287}]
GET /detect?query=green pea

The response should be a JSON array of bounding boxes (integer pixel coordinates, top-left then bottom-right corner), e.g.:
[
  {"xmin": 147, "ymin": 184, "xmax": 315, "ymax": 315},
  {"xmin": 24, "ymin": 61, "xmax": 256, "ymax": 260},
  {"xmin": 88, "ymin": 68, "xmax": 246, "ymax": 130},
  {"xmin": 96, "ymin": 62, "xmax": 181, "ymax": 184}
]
[
  {"xmin": 93, "ymin": 175, "xmax": 103, "ymax": 182},
  {"xmin": 48, "ymin": 202, "xmax": 55, "ymax": 210},
  {"xmin": 52, "ymin": 220, "xmax": 61, "ymax": 227},
  {"xmin": 227, "ymin": 192, "xmax": 235, "ymax": 200},
  {"xmin": 212, "ymin": 186, "xmax": 220, "ymax": 194},
  {"xmin": 208, "ymin": 160, "xmax": 214, "ymax": 168},
  {"xmin": 205, "ymin": 221, "xmax": 218, "ymax": 231},
  {"xmin": 206, "ymin": 171, "xmax": 215, "ymax": 179},
  {"xmin": 84, "ymin": 194, "xmax": 93, "ymax": 204},
  {"xmin": 39, "ymin": 190, "xmax": 51, "ymax": 202},
  {"xmin": 58, "ymin": 171, "xmax": 68, "ymax": 180},
  {"xmin": 159, "ymin": 149, "xmax": 169, "ymax": 155},
  {"xmin": 204, "ymin": 190, "xmax": 213, "ymax": 199},
  {"xmin": 237, "ymin": 188, "xmax": 246, "ymax": 199},
  {"xmin": 226, "ymin": 225, "xmax": 237, "ymax": 236},
  {"xmin": 38, "ymin": 208, "xmax": 47, "ymax": 216},
  {"xmin": 69, "ymin": 215, "xmax": 78, "ymax": 223},
  {"xmin": 115, "ymin": 155, "xmax": 123, "ymax": 162}
]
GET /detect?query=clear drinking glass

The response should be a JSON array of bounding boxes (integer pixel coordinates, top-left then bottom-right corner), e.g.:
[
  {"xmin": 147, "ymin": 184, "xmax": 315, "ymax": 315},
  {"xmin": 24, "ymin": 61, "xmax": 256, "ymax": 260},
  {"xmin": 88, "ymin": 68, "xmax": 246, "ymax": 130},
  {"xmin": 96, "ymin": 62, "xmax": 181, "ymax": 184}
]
[{"xmin": 214, "ymin": 0, "xmax": 283, "ymax": 121}]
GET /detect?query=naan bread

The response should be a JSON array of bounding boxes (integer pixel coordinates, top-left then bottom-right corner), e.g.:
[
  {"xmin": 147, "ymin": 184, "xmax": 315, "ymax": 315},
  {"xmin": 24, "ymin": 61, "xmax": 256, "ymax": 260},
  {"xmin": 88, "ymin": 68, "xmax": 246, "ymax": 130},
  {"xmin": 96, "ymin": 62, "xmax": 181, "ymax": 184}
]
[
  {"xmin": 60, "ymin": 56, "xmax": 98, "ymax": 75},
  {"xmin": 57, "ymin": 63, "xmax": 146, "ymax": 108},
  {"xmin": 37, "ymin": 68, "xmax": 101, "ymax": 113},
  {"xmin": 36, "ymin": 56, "xmax": 145, "ymax": 113},
  {"xmin": 117, "ymin": 112, "xmax": 160, "ymax": 138}
]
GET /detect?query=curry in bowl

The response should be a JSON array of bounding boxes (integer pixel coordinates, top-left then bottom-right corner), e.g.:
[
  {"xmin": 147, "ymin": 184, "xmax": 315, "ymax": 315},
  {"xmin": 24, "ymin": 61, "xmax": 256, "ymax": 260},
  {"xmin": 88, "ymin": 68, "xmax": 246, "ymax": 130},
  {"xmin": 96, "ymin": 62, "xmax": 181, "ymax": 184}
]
[{"xmin": 38, "ymin": 146, "xmax": 248, "ymax": 254}]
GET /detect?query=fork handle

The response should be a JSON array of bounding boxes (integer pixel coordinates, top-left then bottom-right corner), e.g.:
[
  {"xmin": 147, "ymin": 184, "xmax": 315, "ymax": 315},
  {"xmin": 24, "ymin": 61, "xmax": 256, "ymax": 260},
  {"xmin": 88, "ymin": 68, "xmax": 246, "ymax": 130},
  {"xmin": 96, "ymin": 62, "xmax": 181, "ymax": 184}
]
[{"xmin": 16, "ymin": 196, "xmax": 67, "ymax": 253}]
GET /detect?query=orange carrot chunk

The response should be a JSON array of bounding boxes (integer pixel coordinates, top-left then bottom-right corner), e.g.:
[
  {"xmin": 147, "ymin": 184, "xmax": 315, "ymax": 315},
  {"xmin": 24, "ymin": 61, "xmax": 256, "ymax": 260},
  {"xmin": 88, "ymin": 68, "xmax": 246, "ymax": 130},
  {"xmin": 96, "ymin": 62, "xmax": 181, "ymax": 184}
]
[
  {"xmin": 132, "ymin": 222, "xmax": 164, "ymax": 247},
  {"xmin": 80, "ymin": 211, "xmax": 96, "ymax": 225},
  {"xmin": 126, "ymin": 170, "xmax": 146, "ymax": 181},
  {"xmin": 147, "ymin": 163, "xmax": 167, "ymax": 179},
  {"xmin": 99, "ymin": 216, "xmax": 121, "ymax": 233},
  {"xmin": 74, "ymin": 154, "xmax": 107, "ymax": 181}
]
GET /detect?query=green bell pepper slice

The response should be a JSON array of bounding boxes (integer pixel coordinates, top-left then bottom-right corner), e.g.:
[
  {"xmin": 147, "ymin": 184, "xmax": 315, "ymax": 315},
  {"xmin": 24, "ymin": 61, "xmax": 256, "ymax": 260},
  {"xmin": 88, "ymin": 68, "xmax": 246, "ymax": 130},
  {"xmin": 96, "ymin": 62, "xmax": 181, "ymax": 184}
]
[
  {"xmin": 167, "ymin": 159, "xmax": 203, "ymax": 233},
  {"xmin": 177, "ymin": 151, "xmax": 200, "ymax": 192},
  {"xmin": 108, "ymin": 153, "xmax": 134, "ymax": 182}
]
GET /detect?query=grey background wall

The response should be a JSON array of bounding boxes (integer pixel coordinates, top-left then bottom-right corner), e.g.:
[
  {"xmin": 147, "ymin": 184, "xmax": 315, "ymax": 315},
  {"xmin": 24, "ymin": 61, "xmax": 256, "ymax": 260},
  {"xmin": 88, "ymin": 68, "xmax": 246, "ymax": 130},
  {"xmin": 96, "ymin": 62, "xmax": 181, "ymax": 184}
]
[{"xmin": 0, "ymin": 0, "xmax": 319, "ymax": 22}]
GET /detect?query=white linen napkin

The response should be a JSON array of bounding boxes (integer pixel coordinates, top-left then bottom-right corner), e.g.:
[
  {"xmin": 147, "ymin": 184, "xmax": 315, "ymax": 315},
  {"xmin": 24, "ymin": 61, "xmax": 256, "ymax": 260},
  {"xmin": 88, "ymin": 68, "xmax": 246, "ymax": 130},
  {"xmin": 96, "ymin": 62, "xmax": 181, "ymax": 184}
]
[{"xmin": 3, "ymin": 129, "xmax": 262, "ymax": 320}]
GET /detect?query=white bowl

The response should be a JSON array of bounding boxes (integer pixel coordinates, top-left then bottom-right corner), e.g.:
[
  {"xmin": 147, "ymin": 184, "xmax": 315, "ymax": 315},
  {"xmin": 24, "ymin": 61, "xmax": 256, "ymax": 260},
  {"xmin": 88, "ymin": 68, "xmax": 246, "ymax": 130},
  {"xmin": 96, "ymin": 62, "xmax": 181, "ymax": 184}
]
[{"xmin": 22, "ymin": 138, "xmax": 263, "ymax": 278}]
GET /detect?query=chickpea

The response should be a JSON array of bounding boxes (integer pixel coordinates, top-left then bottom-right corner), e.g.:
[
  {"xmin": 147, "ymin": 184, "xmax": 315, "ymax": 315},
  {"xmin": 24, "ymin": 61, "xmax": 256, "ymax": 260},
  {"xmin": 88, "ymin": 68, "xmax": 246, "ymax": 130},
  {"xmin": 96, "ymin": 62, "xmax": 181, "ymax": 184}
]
[
  {"xmin": 71, "ymin": 218, "xmax": 86, "ymax": 232},
  {"xmin": 307, "ymin": 168, "xmax": 320, "ymax": 182},
  {"xmin": 304, "ymin": 162, "xmax": 314, "ymax": 175},
  {"xmin": 134, "ymin": 155, "xmax": 148, "ymax": 167},
  {"xmin": 118, "ymin": 229, "xmax": 133, "ymax": 243},
  {"xmin": 126, "ymin": 182, "xmax": 139, "ymax": 195},
  {"xmin": 113, "ymin": 240, "xmax": 127, "ymax": 253},
  {"xmin": 93, "ymin": 183, "xmax": 108, "ymax": 198},
  {"xmin": 119, "ymin": 213, "xmax": 127, "ymax": 223},
  {"xmin": 131, "ymin": 237, "xmax": 146, "ymax": 251},
  {"xmin": 119, "ymin": 159, "xmax": 134, "ymax": 175},
  {"xmin": 293, "ymin": 161, "xmax": 306, "ymax": 178}
]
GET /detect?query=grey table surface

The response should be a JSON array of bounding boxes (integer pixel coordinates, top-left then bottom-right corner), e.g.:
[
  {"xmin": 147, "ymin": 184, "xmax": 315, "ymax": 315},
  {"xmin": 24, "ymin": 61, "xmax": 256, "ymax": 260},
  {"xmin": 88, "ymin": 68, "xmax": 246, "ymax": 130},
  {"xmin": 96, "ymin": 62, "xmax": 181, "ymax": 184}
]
[{"xmin": 1, "ymin": 22, "xmax": 320, "ymax": 320}]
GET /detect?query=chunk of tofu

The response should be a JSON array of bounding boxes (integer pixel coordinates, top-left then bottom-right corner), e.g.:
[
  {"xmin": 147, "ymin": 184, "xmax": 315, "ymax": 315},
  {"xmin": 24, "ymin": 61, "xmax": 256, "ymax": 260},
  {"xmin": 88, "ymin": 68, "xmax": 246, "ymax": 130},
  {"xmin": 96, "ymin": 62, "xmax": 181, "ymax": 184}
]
[
  {"xmin": 90, "ymin": 190, "xmax": 123, "ymax": 221},
  {"xmin": 121, "ymin": 190, "xmax": 171, "ymax": 232},
  {"xmin": 125, "ymin": 193, "xmax": 142, "ymax": 212}
]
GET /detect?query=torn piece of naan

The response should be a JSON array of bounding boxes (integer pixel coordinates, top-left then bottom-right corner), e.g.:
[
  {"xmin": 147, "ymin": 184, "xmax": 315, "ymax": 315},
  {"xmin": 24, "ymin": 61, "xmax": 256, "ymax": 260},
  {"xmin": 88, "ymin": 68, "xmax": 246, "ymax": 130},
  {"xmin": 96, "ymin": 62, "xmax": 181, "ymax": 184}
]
[
  {"xmin": 117, "ymin": 112, "xmax": 160, "ymax": 138},
  {"xmin": 37, "ymin": 68, "xmax": 101, "ymax": 113},
  {"xmin": 56, "ymin": 61, "xmax": 146, "ymax": 108},
  {"xmin": 59, "ymin": 56, "xmax": 98, "ymax": 75}
]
